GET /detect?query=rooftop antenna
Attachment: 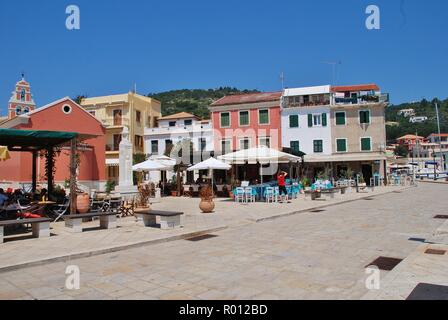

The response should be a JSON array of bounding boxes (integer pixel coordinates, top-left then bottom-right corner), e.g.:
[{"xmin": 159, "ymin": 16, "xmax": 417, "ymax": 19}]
[
  {"xmin": 322, "ymin": 61, "xmax": 341, "ymax": 85},
  {"xmin": 280, "ymin": 72, "xmax": 285, "ymax": 90},
  {"xmin": 134, "ymin": 83, "xmax": 137, "ymax": 94}
]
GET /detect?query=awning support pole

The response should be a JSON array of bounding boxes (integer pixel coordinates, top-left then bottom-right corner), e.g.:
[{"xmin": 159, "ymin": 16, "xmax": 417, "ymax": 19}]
[{"xmin": 70, "ymin": 138, "xmax": 78, "ymax": 215}]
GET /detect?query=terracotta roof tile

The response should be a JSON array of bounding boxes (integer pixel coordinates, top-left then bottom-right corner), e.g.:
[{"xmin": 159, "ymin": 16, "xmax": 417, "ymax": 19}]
[
  {"xmin": 211, "ymin": 92, "xmax": 282, "ymax": 107},
  {"xmin": 331, "ymin": 84, "xmax": 380, "ymax": 92}
]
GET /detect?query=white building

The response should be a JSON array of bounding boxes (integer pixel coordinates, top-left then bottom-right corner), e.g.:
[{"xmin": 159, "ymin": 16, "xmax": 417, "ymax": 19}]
[
  {"xmin": 409, "ymin": 116, "xmax": 428, "ymax": 123},
  {"xmin": 144, "ymin": 112, "xmax": 213, "ymax": 183},
  {"xmin": 397, "ymin": 108, "xmax": 415, "ymax": 117},
  {"xmin": 281, "ymin": 85, "xmax": 333, "ymax": 157}
]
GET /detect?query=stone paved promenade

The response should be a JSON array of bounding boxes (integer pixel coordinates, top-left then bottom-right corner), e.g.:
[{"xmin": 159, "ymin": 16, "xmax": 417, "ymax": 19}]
[{"xmin": 0, "ymin": 183, "xmax": 447, "ymax": 300}]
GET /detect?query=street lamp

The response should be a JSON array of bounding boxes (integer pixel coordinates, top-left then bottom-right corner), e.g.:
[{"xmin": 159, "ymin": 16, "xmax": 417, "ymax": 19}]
[{"xmin": 432, "ymin": 146, "xmax": 437, "ymax": 181}]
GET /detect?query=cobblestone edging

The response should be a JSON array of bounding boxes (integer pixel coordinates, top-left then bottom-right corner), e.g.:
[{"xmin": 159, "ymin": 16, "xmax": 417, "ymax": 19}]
[{"xmin": 0, "ymin": 226, "xmax": 227, "ymax": 273}]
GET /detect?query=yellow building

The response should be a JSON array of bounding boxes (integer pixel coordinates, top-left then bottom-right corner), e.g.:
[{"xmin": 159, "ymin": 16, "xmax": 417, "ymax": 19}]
[{"xmin": 81, "ymin": 92, "xmax": 161, "ymax": 183}]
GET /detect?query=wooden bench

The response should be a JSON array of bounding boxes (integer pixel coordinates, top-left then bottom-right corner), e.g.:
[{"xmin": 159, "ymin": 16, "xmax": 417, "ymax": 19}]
[
  {"xmin": 63, "ymin": 212, "xmax": 117, "ymax": 233},
  {"xmin": 134, "ymin": 210, "xmax": 184, "ymax": 230},
  {"xmin": 0, "ymin": 218, "xmax": 52, "ymax": 243}
]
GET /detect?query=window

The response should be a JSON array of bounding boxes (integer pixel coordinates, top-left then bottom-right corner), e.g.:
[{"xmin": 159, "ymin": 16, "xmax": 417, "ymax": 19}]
[
  {"xmin": 259, "ymin": 109, "xmax": 269, "ymax": 125},
  {"xmin": 113, "ymin": 134, "xmax": 122, "ymax": 151},
  {"xmin": 336, "ymin": 139, "xmax": 347, "ymax": 152},
  {"xmin": 290, "ymin": 141, "xmax": 300, "ymax": 155},
  {"xmin": 136, "ymin": 110, "xmax": 141, "ymax": 123},
  {"xmin": 313, "ymin": 115, "xmax": 321, "ymax": 126},
  {"xmin": 113, "ymin": 109, "xmax": 122, "ymax": 126},
  {"xmin": 289, "ymin": 115, "xmax": 299, "ymax": 128},
  {"xmin": 20, "ymin": 89, "xmax": 26, "ymax": 101},
  {"xmin": 165, "ymin": 139, "xmax": 173, "ymax": 153},
  {"xmin": 15, "ymin": 106, "xmax": 22, "ymax": 115},
  {"xmin": 335, "ymin": 111, "xmax": 346, "ymax": 125},
  {"xmin": 359, "ymin": 110, "xmax": 371, "ymax": 124},
  {"xmin": 89, "ymin": 111, "xmax": 96, "ymax": 117},
  {"xmin": 184, "ymin": 119, "xmax": 193, "ymax": 126},
  {"xmin": 62, "ymin": 104, "xmax": 72, "ymax": 114},
  {"xmin": 134, "ymin": 135, "xmax": 143, "ymax": 149},
  {"xmin": 221, "ymin": 139, "xmax": 231, "ymax": 154},
  {"xmin": 361, "ymin": 137, "xmax": 372, "ymax": 151},
  {"xmin": 169, "ymin": 121, "xmax": 176, "ymax": 127},
  {"xmin": 259, "ymin": 136, "xmax": 270, "ymax": 148},
  {"xmin": 220, "ymin": 112, "xmax": 230, "ymax": 128},
  {"xmin": 309, "ymin": 114, "xmax": 327, "ymax": 127},
  {"xmin": 313, "ymin": 140, "xmax": 323, "ymax": 153},
  {"xmin": 239, "ymin": 138, "xmax": 251, "ymax": 150},
  {"xmin": 199, "ymin": 138, "xmax": 207, "ymax": 151},
  {"xmin": 239, "ymin": 111, "xmax": 250, "ymax": 126},
  {"xmin": 151, "ymin": 140, "xmax": 159, "ymax": 154}
]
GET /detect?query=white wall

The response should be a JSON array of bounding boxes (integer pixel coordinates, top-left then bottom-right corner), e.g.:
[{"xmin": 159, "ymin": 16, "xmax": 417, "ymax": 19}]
[{"xmin": 281, "ymin": 106, "xmax": 332, "ymax": 155}]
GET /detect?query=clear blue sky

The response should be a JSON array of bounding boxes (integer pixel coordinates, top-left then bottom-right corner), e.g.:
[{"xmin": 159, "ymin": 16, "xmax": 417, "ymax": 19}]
[{"xmin": 0, "ymin": 0, "xmax": 447, "ymax": 114}]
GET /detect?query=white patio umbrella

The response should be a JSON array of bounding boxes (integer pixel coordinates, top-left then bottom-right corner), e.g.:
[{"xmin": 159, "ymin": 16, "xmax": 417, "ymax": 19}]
[
  {"xmin": 187, "ymin": 157, "xmax": 231, "ymax": 196},
  {"xmin": 218, "ymin": 146, "xmax": 301, "ymax": 183},
  {"xmin": 132, "ymin": 159, "xmax": 169, "ymax": 172}
]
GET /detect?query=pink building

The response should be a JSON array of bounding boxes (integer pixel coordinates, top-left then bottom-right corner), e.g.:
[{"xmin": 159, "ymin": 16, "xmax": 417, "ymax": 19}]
[
  {"xmin": 209, "ymin": 92, "xmax": 282, "ymax": 154},
  {"xmin": 0, "ymin": 96, "xmax": 106, "ymax": 191}
]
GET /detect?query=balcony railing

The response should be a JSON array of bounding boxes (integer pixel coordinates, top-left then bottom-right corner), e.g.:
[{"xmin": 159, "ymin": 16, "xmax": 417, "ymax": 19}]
[
  {"xmin": 335, "ymin": 93, "xmax": 389, "ymax": 105},
  {"xmin": 106, "ymin": 144, "xmax": 120, "ymax": 152}
]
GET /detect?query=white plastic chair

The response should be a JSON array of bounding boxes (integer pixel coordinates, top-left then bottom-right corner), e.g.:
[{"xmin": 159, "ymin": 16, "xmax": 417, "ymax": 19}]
[
  {"xmin": 265, "ymin": 187, "xmax": 277, "ymax": 203},
  {"xmin": 244, "ymin": 187, "xmax": 255, "ymax": 203}
]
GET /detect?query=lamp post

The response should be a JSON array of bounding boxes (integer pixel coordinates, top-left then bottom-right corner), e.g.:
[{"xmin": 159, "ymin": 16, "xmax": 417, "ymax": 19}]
[{"xmin": 432, "ymin": 146, "xmax": 437, "ymax": 181}]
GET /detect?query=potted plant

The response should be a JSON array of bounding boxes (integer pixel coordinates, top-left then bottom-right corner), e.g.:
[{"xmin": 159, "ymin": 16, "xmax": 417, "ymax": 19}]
[
  {"xmin": 199, "ymin": 185, "xmax": 215, "ymax": 213},
  {"xmin": 134, "ymin": 183, "xmax": 151, "ymax": 214},
  {"xmin": 358, "ymin": 174, "xmax": 367, "ymax": 188}
]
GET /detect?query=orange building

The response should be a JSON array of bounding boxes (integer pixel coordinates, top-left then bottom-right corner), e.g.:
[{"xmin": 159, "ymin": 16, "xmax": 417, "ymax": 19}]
[{"xmin": 0, "ymin": 97, "xmax": 106, "ymax": 191}]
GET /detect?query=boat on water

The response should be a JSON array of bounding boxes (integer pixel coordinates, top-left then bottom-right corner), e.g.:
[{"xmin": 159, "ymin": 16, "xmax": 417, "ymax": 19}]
[{"xmin": 415, "ymin": 167, "xmax": 448, "ymax": 180}]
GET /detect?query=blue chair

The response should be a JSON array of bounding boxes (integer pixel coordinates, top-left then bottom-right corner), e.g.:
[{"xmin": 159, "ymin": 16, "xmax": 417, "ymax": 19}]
[{"xmin": 235, "ymin": 187, "xmax": 245, "ymax": 203}]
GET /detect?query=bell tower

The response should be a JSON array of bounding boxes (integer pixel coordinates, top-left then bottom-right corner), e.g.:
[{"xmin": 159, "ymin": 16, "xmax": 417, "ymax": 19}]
[{"xmin": 8, "ymin": 74, "xmax": 36, "ymax": 119}]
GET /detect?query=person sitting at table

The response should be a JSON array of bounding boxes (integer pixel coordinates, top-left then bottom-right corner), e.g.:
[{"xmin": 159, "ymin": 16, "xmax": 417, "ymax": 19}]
[{"xmin": 0, "ymin": 189, "xmax": 8, "ymax": 207}]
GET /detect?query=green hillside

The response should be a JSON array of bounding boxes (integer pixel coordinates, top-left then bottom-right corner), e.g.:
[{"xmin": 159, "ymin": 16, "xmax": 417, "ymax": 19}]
[
  {"xmin": 386, "ymin": 98, "xmax": 448, "ymax": 142},
  {"xmin": 147, "ymin": 87, "xmax": 259, "ymax": 119}
]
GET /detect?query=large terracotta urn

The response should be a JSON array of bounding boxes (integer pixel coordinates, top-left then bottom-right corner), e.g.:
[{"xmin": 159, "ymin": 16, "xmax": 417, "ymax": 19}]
[
  {"xmin": 76, "ymin": 193, "xmax": 90, "ymax": 214},
  {"xmin": 199, "ymin": 199, "xmax": 215, "ymax": 213}
]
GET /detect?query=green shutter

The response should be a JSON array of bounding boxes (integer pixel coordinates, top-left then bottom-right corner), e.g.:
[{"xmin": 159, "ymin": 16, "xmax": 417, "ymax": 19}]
[
  {"xmin": 308, "ymin": 114, "xmax": 313, "ymax": 127},
  {"xmin": 289, "ymin": 115, "xmax": 299, "ymax": 128},
  {"xmin": 290, "ymin": 141, "xmax": 300, "ymax": 154},
  {"xmin": 240, "ymin": 111, "xmax": 249, "ymax": 126},
  {"xmin": 322, "ymin": 113, "xmax": 327, "ymax": 127},
  {"xmin": 221, "ymin": 113, "xmax": 229, "ymax": 127},
  {"xmin": 336, "ymin": 139, "xmax": 347, "ymax": 152},
  {"xmin": 361, "ymin": 138, "xmax": 371, "ymax": 151},
  {"xmin": 360, "ymin": 110, "xmax": 370, "ymax": 124},
  {"xmin": 259, "ymin": 110, "xmax": 269, "ymax": 124},
  {"xmin": 336, "ymin": 112, "xmax": 346, "ymax": 125}
]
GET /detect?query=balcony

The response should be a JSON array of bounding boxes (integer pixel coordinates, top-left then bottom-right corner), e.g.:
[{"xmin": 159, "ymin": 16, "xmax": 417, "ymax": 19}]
[
  {"xmin": 335, "ymin": 93, "xmax": 389, "ymax": 105},
  {"xmin": 106, "ymin": 144, "xmax": 120, "ymax": 152},
  {"xmin": 145, "ymin": 124, "xmax": 212, "ymax": 136}
]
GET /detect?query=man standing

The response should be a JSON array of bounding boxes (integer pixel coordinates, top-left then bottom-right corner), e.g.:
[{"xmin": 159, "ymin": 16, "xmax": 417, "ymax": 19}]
[{"xmin": 277, "ymin": 171, "xmax": 289, "ymax": 203}]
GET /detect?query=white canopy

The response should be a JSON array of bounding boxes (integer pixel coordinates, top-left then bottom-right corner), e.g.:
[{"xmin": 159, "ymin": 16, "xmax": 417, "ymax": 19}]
[
  {"xmin": 187, "ymin": 157, "xmax": 231, "ymax": 171},
  {"xmin": 218, "ymin": 146, "xmax": 301, "ymax": 164},
  {"xmin": 132, "ymin": 159, "xmax": 169, "ymax": 172},
  {"xmin": 149, "ymin": 155, "xmax": 176, "ymax": 170}
]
